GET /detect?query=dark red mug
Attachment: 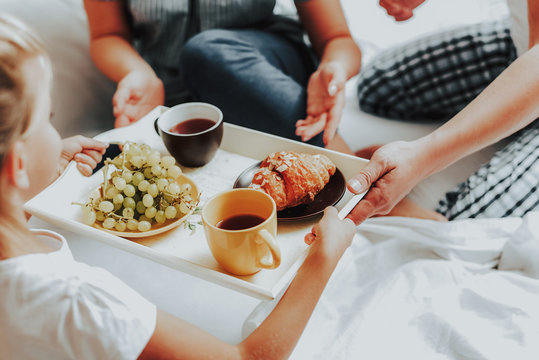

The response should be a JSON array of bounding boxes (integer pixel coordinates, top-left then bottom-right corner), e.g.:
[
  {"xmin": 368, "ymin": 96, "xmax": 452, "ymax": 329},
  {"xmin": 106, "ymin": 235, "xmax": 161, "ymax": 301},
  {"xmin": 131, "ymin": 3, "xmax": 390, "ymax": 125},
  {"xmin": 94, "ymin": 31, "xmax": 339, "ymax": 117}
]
[{"xmin": 155, "ymin": 103, "xmax": 224, "ymax": 167}]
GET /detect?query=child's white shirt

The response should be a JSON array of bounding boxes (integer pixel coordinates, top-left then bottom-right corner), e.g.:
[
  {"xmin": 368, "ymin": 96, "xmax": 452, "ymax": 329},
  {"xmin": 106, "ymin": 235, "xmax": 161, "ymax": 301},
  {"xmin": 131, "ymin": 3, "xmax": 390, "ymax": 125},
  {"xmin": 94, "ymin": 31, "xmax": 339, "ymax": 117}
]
[{"xmin": 0, "ymin": 230, "xmax": 156, "ymax": 360}]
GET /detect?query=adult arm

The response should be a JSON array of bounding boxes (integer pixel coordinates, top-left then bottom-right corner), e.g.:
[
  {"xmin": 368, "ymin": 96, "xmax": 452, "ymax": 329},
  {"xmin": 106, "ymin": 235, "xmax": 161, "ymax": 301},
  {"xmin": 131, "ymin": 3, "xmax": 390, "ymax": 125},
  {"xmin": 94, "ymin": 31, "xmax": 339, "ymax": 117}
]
[
  {"xmin": 83, "ymin": 0, "xmax": 164, "ymax": 127},
  {"xmin": 294, "ymin": 0, "xmax": 362, "ymax": 145},
  {"xmin": 139, "ymin": 207, "xmax": 355, "ymax": 359},
  {"xmin": 346, "ymin": 0, "xmax": 539, "ymax": 224}
]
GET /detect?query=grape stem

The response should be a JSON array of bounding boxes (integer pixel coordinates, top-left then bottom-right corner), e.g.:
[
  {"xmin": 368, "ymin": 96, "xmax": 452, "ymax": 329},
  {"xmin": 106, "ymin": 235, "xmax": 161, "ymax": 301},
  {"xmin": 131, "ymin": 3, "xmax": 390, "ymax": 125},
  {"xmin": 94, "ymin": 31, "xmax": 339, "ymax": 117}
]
[{"xmin": 102, "ymin": 162, "xmax": 110, "ymax": 197}]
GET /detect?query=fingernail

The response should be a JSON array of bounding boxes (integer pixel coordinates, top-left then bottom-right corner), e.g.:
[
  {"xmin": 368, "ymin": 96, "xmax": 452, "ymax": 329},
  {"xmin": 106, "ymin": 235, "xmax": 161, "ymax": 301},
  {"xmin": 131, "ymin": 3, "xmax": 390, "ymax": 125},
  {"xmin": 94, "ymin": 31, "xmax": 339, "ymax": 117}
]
[
  {"xmin": 328, "ymin": 83, "xmax": 338, "ymax": 96},
  {"xmin": 348, "ymin": 178, "xmax": 362, "ymax": 192}
]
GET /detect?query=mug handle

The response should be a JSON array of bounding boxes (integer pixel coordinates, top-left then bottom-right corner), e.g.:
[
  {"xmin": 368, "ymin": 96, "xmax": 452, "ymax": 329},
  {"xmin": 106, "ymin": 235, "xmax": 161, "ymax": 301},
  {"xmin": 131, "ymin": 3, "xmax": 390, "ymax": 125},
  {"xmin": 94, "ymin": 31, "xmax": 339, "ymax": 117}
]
[
  {"xmin": 255, "ymin": 229, "xmax": 281, "ymax": 269},
  {"xmin": 154, "ymin": 118, "xmax": 160, "ymax": 135}
]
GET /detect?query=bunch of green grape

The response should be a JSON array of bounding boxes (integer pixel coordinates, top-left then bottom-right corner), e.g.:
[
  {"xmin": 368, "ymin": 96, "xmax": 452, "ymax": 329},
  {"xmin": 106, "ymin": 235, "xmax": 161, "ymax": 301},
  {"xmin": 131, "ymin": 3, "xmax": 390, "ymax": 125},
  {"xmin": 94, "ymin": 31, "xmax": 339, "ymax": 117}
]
[{"xmin": 78, "ymin": 142, "xmax": 197, "ymax": 232}]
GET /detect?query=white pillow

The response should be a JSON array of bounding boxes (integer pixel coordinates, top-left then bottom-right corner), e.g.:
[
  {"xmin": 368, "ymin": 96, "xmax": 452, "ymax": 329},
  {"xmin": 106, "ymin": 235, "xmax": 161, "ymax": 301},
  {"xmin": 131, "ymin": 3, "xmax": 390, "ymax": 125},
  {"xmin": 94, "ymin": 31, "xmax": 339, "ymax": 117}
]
[{"xmin": 1, "ymin": 0, "xmax": 115, "ymax": 137}]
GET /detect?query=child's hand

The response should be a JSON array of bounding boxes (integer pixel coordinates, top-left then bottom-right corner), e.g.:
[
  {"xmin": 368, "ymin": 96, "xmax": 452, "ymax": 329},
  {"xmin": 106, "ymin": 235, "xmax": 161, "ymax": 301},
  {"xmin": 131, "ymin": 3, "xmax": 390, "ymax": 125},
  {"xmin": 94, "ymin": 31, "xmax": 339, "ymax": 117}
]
[
  {"xmin": 304, "ymin": 206, "xmax": 356, "ymax": 259},
  {"xmin": 59, "ymin": 136, "xmax": 109, "ymax": 176},
  {"xmin": 296, "ymin": 62, "xmax": 346, "ymax": 146}
]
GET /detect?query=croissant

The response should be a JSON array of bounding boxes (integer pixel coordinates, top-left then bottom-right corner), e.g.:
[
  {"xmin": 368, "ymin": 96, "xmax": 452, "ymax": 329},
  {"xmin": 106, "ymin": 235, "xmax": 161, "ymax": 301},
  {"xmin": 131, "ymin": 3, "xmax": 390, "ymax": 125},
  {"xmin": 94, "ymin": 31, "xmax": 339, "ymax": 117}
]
[{"xmin": 249, "ymin": 151, "xmax": 336, "ymax": 210}]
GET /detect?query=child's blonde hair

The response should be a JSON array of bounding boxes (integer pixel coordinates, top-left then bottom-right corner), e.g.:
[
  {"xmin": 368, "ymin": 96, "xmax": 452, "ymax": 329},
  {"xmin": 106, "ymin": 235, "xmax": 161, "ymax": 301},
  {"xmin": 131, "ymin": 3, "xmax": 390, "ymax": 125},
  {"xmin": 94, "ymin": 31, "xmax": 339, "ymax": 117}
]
[{"xmin": 0, "ymin": 13, "xmax": 49, "ymax": 169}]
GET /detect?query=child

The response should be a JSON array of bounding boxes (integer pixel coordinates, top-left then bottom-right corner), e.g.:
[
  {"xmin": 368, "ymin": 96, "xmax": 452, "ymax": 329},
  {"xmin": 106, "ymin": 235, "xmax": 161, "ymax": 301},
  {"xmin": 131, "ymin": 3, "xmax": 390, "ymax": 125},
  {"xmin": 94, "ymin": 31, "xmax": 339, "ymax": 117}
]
[{"xmin": 0, "ymin": 14, "xmax": 356, "ymax": 359}]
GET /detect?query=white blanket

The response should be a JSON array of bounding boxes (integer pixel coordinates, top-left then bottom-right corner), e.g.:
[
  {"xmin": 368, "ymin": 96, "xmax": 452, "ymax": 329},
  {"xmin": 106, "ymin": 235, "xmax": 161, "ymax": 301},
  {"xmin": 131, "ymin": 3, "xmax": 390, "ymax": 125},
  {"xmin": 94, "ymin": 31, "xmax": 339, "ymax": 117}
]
[{"xmin": 244, "ymin": 213, "xmax": 539, "ymax": 359}]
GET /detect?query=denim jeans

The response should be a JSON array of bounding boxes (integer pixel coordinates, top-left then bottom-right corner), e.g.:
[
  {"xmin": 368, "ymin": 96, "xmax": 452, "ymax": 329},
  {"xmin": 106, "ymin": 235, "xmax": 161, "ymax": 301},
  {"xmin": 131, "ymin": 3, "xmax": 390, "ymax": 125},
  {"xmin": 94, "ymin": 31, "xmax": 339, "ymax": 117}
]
[{"xmin": 179, "ymin": 28, "xmax": 323, "ymax": 147}]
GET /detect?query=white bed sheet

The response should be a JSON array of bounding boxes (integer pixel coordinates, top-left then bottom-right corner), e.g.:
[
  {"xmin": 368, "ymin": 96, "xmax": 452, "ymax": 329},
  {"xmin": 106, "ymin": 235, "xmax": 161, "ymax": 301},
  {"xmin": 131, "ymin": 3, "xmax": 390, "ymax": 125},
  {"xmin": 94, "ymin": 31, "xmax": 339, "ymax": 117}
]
[{"xmin": 244, "ymin": 213, "xmax": 539, "ymax": 359}]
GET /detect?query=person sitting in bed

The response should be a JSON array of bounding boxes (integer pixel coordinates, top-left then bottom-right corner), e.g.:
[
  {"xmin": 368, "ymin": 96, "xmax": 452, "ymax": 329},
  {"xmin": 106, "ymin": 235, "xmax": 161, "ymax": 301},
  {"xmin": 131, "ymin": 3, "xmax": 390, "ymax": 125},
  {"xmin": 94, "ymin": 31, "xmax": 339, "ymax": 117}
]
[
  {"xmin": 83, "ymin": 0, "xmax": 361, "ymax": 151},
  {"xmin": 343, "ymin": 0, "xmax": 538, "ymax": 224},
  {"xmin": 0, "ymin": 14, "xmax": 355, "ymax": 359}
]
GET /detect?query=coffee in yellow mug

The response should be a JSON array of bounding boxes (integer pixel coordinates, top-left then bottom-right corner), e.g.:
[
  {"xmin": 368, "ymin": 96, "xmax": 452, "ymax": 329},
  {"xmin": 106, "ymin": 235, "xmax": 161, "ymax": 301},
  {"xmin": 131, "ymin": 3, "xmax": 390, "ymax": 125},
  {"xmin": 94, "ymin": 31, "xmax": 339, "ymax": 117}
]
[{"xmin": 202, "ymin": 189, "xmax": 281, "ymax": 275}]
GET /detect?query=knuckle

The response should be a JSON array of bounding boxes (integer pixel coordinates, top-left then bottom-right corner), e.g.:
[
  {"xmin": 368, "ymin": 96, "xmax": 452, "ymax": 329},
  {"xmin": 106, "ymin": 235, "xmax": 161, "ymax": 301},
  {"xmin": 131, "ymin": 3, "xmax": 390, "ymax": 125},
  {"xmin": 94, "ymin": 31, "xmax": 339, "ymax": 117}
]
[
  {"xmin": 378, "ymin": 191, "xmax": 390, "ymax": 205},
  {"xmin": 372, "ymin": 187, "xmax": 390, "ymax": 206},
  {"xmin": 359, "ymin": 170, "xmax": 375, "ymax": 187}
]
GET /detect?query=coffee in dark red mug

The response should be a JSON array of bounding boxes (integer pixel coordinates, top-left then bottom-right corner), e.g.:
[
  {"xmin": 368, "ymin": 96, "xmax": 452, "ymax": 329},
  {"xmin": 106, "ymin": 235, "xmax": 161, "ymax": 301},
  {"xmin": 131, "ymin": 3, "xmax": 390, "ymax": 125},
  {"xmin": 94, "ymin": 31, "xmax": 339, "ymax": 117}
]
[{"xmin": 155, "ymin": 102, "xmax": 223, "ymax": 167}]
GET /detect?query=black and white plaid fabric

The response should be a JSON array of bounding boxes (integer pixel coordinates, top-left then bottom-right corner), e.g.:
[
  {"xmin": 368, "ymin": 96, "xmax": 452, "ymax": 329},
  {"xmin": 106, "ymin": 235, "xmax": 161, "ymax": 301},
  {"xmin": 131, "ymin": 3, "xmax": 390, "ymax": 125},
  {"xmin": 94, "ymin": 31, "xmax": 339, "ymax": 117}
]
[
  {"xmin": 438, "ymin": 120, "xmax": 539, "ymax": 220},
  {"xmin": 357, "ymin": 19, "xmax": 516, "ymax": 121},
  {"xmin": 356, "ymin": 18, "xmax": 538, "ymax": 220}
]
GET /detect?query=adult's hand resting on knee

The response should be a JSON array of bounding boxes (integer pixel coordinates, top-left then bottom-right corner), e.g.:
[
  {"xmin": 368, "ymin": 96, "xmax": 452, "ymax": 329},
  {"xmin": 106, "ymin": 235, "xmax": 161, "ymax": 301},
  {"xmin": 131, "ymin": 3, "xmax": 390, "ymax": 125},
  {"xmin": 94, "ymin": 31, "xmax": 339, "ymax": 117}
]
[
  {"xmin": 113, "ymin": 69, "xmax": 164, "ymax": 128},
  {"xmin": 294, "ymin": 0, "xmax": 361, "ymax": 146},
  {"xmin": 295, "ymin": 62, "xmax": 346, "ymax": 145},
  {"xmin": 345, "ymin": 140, "xmax": 432, "ymax": 224}
]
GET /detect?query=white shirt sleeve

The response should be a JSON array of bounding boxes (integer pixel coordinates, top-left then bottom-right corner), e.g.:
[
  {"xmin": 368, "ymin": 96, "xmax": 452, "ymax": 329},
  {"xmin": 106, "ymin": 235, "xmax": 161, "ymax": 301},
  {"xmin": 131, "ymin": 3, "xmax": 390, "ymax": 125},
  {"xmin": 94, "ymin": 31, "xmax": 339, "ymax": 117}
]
[
  {"xmin": 56, "ymin": 262, "xmax": 157, "ymax": 360},
  {"xmin": 1, "ymin": 231, "xmax": 157, "ymax": 360}
]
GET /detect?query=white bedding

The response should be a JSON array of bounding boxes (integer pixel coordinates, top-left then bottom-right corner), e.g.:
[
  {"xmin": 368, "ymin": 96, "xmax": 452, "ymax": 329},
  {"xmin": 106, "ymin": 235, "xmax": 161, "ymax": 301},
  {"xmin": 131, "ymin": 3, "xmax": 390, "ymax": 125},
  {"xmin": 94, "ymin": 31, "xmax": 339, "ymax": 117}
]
[{"xmin": 244, "ymin": 213, "xmax": 539, "ymax": 359}]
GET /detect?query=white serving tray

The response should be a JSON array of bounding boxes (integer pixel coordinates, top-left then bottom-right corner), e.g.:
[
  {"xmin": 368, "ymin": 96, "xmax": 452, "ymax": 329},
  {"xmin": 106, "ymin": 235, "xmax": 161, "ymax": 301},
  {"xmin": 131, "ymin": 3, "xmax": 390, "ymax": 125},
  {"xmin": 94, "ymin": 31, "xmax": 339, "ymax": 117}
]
[{"xmin": 25, "ymin": 106, "xmax": 367, "ymax": 300}]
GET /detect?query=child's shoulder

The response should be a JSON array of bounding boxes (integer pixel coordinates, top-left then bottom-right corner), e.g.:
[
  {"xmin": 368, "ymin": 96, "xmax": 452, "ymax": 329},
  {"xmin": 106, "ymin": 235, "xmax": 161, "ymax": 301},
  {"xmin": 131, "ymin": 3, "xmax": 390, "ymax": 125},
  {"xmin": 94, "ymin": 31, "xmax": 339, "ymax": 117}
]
[
  {"xmin": 0, "ymin": 230, "xmax": 157, "ymax": 359},
  {"xmin": 0, "ymin": 229, "xmax": 148, "ymax": 307}
]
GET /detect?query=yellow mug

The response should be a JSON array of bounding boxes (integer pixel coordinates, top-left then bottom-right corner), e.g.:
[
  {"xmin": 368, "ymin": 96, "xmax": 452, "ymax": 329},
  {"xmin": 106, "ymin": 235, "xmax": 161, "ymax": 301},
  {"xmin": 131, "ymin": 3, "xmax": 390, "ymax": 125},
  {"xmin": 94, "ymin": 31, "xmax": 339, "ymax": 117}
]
[{"xmin": 202, "ymin": 189, "xmax": 281, "ymax": 275}]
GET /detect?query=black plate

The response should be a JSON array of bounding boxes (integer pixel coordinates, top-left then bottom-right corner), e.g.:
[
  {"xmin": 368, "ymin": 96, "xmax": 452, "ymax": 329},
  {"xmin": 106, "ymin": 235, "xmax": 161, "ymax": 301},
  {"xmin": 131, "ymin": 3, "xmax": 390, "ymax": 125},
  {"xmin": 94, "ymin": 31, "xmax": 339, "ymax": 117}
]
[{"xmin": 233, "ymin": 162, "xmax": 346, "ymax": 221}]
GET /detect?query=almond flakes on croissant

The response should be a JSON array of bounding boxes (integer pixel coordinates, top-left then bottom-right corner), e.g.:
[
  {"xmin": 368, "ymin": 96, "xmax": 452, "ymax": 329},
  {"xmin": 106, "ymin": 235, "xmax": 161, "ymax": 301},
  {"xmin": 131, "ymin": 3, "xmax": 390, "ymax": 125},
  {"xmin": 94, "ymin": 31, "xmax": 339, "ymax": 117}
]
[{"xmin": 249, "ymin": 151, "xmax": 336, "ymax": 211}]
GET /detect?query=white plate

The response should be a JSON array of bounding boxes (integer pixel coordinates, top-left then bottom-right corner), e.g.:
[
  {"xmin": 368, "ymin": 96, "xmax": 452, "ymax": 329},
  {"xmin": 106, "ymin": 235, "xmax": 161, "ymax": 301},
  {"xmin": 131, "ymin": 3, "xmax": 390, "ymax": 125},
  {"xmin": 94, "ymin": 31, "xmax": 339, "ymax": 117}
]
[{"xmin": 25, "ymin": 107, "xmax": 368, "ymax": 300}]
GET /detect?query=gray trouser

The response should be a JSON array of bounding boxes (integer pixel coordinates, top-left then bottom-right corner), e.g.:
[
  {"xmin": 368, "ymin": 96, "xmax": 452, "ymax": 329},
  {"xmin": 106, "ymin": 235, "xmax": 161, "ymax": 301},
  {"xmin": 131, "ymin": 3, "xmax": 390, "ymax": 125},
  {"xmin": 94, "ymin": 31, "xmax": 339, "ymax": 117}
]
[{"xmin": 179, "ymin": 28, "xmax": 323, "ymax": 146}]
